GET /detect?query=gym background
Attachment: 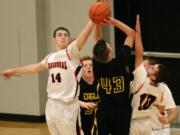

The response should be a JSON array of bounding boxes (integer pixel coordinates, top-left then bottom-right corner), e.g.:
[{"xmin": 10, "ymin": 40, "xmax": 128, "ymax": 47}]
[{"xmin": 0, "ymin": 0, "xmax": 179, "ymax": 124}]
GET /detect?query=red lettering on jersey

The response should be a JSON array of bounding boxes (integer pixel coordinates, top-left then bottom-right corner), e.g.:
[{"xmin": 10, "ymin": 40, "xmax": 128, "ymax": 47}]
[{"xmin": 48, "ymin": 62, "xmax": 67, "ymax": 69}]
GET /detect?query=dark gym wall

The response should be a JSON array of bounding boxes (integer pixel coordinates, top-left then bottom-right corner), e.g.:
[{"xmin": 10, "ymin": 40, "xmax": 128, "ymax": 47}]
[{"xmin": 114, "ymin": 0, "xmax": 180, "ymax": 105}]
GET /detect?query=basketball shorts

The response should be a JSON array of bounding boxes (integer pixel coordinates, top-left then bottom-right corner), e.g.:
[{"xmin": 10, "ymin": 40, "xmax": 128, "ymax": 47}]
[
  {"xmin": 45, "ymin": 99, "xmax": 79, "ymax": 135},
  {"xmin": 130, "ymin": 117, "xmax": 152, "ymax": 135}
]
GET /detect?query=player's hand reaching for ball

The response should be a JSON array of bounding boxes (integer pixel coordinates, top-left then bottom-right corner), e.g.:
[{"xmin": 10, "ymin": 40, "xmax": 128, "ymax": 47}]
[{"xmin": 100, "ymin": 17, "xmax": 115, "ymax": 25}]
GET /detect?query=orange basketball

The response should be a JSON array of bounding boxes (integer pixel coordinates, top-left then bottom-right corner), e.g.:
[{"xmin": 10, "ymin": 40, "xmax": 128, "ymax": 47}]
[{"xmin": 89, "ymin": 2, "xmax": 111, "ymax": 24}]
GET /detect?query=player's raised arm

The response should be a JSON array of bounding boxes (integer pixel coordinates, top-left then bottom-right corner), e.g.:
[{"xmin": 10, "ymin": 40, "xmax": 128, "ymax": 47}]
[
  {"xmin": 76, "ymin": 20, "xmax": 95, "ymax": 51},
  {"xmin": 94, "ymin": 24, "xmax": 102, "ymax": 42},
  {"xmin": 134, "ymin": 15, "xmax": 144, "ymax": 69},
  {"xmin": 1, "ymin": 63, "xmax": 46, "ymax": 79},
  {"xmin": 104, "ymin": 17, "xmax": 135, "ymax": 48},
  {"xmin": 93, "ymin": 0, "xmax": 110, "ymax": 41}
]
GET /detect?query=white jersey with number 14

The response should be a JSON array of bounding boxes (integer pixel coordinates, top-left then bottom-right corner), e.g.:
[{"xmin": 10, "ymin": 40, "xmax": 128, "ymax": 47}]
[{"xmin": 40, "ymin": 41, "xmax": 81, "ymax": 102}]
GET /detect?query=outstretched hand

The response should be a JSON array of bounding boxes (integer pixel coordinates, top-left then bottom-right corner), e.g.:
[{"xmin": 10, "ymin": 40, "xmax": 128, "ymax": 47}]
[
  {"xmin": 96, "ymin": 0, "xmax": 111, "ymax": 5},
  {"xmin": 0, "ymin": 69, "xmax": 16, "ymax": 79},
  {"xmin": 97, "ymin": 17, "xmax": 114, "ymax": 26},
  {"xmin": 135, "ymin": 14, "xmax": 141, "ymax": 34},
  {"xmin": 103, "ymin": 0, "xmax": 111, "ymax": 6}
]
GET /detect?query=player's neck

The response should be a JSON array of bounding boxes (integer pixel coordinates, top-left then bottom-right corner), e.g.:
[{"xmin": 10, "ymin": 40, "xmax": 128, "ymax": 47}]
[
  {"xmin": 82, "ymin": 75, "xmax": 94, "ymax": 85},
  {"xmin": 149, "ymin": 79, "xmax": 159, "ymax": 87},
  {"xmin": 55, "ymin": 46, "xmax": 64, "ymax": 51}
]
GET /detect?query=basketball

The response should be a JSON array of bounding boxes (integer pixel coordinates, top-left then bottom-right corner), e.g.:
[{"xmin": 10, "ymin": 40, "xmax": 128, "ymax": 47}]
[{"xmin": 89, "ymin": 2, "xmax": 111, "ymax": 24}]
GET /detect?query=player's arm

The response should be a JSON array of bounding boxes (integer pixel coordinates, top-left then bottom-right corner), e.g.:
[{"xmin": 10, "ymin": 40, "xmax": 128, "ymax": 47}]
[
  {"xmin": 158, "ymin": 108, "xmax": 178, "ymax": 124},
  {"xmin": 131, "ymin": 15, "xmax": 148, "ymax": 92},
  {"xmin": 104, "ymin": 17, "xmax": 135, "ymax": 48},
  {"xmin": 76, "ymin": 20, "xmax": 95, "ymax": 51},
  {"xmin": 78, "ymin": 100, "xmax": 97, "ymax": 109},
  {"xmin": 93, "ymin": 0, "xmax": 104, "ymax": 42},
  {"xmin": 1, "ymin": 63, "xmax": 46, "ymax": 79},
  {"xmin": 94, "ymin": 24, "xmax": 102, "ymax": 42},
  {"xmin": 158, "ymin": 84, "xmax": 178, "ymax": 124},
  {"xmin": 166, "ymin": 108, "xmax": 178, "ymax": 123},
  {"xmin": 134, "ymin": 15, "xmax": 144, "ymax": 69}
]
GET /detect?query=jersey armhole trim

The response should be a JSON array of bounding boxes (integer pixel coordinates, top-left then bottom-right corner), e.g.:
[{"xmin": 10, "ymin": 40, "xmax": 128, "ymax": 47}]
[
  {"xmin": 45, "ymin": 53, "xmax": 52, "ymax": 64},
  {"xmin": 66, "ymin": 48, "xmax": 71, "ymax": 60},
  {"xmin": 132, "ymin": 80, "xmax": 145, "ymax": 95}
]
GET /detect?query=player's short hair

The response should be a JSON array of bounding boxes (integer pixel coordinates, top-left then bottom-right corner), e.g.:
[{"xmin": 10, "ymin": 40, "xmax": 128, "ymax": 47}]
[
  {"xmin": 154, "ymin": 64, "xmax": 169, "ymax": 83},
  {"xmin": 80, "ymin": 56, "xmax": 92, "ymax": 62},
  {"xmin": 53, "ymin": 27, "xmax": 70, "ymax": 38},
  {"xmin": 143, "ymin": 56, "xmax": 158, "ymax": 65},
  {"xmin": 93, "ymin": 39, "xmax": 110, "ymax": 63}
]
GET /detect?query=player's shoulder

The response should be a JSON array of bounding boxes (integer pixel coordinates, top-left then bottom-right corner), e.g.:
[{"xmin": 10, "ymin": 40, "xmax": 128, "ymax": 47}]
[
  {"xmin": 158, "ymin": 82, "xmax": 172, "ymax": 94},
  {"xmin": 133, "ymin": 63, "xmax": 146, "ymax": 75},
  {"xmin": 42, "ymin": 52, "xmax": 54, "ymax": 60},
  {"xmin": 67, "ymin": 40, "xmax": 77, "ymax": 49},
  {"xmin": 159, "ymin": 83, "xmax": 169, "ymax": 89}
]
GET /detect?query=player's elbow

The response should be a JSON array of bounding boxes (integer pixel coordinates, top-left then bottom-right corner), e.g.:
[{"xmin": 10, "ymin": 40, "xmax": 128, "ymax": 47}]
[
  {"xmin": 174, "ymin": 108, "xmax": 179, "ymax": 120},
  {"xmin": 169, "ymin": 107, "xmax": 178, "ymax": 122},
  {"xmin": 126, "ymin": 30, "xmax": 135, "ymax": 47},
  {"xmin": 127, "ymin": 29, "xmax": 135, "ymax": 39}
]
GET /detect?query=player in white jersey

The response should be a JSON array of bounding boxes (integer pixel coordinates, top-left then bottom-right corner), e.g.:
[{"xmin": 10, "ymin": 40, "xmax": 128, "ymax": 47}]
[
  {"xmin": 130, "ymin": 15, "xmax": 169, "ymax": 135},
  {"xmin": 143, "ymin": 58, "xmax": 178, "ymax": 135},
  {"xmin": 151, "ymin": 83, "xmax": 177, "ymax": 135},
  {"xmin": 1, "ymin": 20, "xmax": 94, "ymax": 135}
]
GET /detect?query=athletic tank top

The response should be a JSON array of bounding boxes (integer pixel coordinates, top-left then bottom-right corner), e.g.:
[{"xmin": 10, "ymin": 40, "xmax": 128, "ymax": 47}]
[{"xmin": 41, "ymin": 41, "xmax": 81, "ymax": 102}]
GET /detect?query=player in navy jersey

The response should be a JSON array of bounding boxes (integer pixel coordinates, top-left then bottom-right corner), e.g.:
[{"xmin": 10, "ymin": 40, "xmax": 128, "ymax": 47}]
[
  {"xmin": 92, "ymin": 17, "xmax": 135, "ymax": 135},
  {"xmin": 77, "ymin": 56, "xmax": 99, "ymax": 135}
]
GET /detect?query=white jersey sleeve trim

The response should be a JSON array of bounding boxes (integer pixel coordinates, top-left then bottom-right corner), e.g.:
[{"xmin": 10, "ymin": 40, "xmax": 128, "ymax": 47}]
[
  {"xmin": 67, "ymin": 40, "xmax": 80, "ymax": 60},
  {"xmin": 66, "ymin": 40, "xmax": 81, "ymax": 68},
  {"xmin": 40, "ymin": 53, "xmax": 53, "ymax": 68},
  {"xmin": 132, "ymin": 63, "xmax": 147, "ymax": 92}
]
